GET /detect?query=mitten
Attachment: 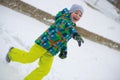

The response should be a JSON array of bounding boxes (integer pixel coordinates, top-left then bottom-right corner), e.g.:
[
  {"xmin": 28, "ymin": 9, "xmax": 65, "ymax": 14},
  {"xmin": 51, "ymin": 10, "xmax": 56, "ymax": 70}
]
[
  {"xmin": 73, "ymin": 33, "xmax": 84, "ymax": 47},
  {"xmin": 58, "ymin": 51, "xmax": 67, "ymax": 59}
]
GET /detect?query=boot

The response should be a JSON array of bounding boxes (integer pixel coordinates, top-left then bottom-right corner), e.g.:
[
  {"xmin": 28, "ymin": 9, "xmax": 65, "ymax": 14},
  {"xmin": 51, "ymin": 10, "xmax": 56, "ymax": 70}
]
[{"xmin": 6, "ymin": 47, "xmax": 14, "ymax": 63}]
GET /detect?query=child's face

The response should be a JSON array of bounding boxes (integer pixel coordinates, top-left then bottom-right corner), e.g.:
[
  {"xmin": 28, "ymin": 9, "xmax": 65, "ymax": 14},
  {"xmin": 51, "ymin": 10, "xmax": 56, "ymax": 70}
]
[{"xmin": 70, "ymin": 10, "xmax": 82, "ymax": 23}]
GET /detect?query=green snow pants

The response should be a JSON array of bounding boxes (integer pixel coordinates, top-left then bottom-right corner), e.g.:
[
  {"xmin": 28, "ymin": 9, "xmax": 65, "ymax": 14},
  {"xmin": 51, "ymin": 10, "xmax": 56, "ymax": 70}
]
[{"xmin": 8, "ymin": 43, "xmax": 54, "ymax": 80}]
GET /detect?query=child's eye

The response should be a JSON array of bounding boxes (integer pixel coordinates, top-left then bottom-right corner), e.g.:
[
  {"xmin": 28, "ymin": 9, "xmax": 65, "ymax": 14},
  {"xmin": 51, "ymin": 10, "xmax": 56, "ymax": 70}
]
[
  {"xmin": 79, "ymin": 14, "xmax": 82, "ymax": 17},
  {"xmin": 75, "ymin": 12, "xmax": 81, "ymax": 17},
  {"xmin": 75, "ymin": 12, "xmax": 78, "ymax": 14}
]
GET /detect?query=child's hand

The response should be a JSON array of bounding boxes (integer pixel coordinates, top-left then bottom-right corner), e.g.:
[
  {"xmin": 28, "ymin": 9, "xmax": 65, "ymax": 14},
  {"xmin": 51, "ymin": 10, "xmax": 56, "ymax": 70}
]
[
  {"xmin": 58, "ymin": 51, "xmax": 67, "ymax": 59},
  {"xmin": 77, "ymin": 38, "xmax": 84, "ymax": 46},
  {"xmin": 73, "ymin": 33, "xmax": 84, "ymax": 47},
  {"xmin": 76, "ymin": 36, "xmax": 84, "ymax": 46}
]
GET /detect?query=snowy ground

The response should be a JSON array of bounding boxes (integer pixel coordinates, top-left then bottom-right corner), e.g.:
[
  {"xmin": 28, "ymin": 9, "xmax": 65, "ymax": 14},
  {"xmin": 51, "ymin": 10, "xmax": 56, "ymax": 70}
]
[{"xmin": 0, "ymin": 0, "xmax": 120, "ymax": 80}]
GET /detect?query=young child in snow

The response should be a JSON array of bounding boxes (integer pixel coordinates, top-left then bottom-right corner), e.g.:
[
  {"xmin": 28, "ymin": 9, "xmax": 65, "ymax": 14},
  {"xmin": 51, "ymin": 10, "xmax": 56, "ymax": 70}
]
[{"xmin": 6, "ymin": 4, "xmax": 84, "ymax": 80}]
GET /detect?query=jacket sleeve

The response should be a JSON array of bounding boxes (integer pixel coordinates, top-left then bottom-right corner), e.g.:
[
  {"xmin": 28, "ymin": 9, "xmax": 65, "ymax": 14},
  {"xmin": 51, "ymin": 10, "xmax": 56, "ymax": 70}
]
[
  {"xmin": 72, "ymin": 32, "xmax": 81, "ymax": 40},
  {"xmin": 55, "ymin": 8, "xmax": 69, "ymax": 20},
  {"xmin": 71, "ymin": 26, "xmax": 81, "ymax": 40},
  {"xmin": 60, "ymin": 42, "xmax": 67, "ymax": 52}
]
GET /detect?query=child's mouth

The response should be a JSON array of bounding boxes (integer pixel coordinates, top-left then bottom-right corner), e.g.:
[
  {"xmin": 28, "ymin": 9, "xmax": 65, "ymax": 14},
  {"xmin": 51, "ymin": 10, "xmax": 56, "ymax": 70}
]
[{"xmin": 73, "ymin": 17, "xmax": 78, "ymax": 21}]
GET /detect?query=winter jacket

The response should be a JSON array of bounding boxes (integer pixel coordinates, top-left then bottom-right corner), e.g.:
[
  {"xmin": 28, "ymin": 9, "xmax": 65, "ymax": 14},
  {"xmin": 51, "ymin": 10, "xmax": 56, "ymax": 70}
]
[{"xmin": 35, "ymin": 8, "xmax": 79, "ymax": 56}]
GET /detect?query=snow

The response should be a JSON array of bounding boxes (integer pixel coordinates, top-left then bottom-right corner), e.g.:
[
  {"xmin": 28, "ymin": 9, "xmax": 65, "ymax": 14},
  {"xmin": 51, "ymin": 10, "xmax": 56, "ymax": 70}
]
[
  {"xmin": 85, "ymin": 0, "xmax": 120, "ymax": 21},
  {"xmin": 0, "ymin": 0, "xmax": 120, "ymax": 80}
]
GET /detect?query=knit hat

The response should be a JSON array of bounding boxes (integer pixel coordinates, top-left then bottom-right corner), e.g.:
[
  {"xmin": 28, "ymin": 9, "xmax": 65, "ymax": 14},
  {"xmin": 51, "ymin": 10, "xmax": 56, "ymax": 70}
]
[{"xmin": 69, "ymin": 4, "xmax": 84, "ymax": 15}]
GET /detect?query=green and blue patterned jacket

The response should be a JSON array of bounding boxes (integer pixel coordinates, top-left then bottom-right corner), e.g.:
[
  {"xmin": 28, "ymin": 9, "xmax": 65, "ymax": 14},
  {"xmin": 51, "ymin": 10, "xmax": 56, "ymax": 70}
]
[{"xmin": 35, "ymin": 8, "xmax": 79, "ymax": 56}]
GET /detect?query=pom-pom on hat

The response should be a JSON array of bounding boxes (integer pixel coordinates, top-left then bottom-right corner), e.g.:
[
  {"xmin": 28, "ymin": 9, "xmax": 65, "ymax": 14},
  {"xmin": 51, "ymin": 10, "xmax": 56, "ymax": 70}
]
[{"xmin": 69, "ymin": 4, "xmax": 84, "ymax": 15}]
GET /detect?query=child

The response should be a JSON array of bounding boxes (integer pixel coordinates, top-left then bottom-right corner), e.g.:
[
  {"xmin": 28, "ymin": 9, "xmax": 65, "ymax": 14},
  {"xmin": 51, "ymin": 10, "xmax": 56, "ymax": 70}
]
[{"xmin": 6, "ymin": 4, "xmax": 84, "ymax": 80}]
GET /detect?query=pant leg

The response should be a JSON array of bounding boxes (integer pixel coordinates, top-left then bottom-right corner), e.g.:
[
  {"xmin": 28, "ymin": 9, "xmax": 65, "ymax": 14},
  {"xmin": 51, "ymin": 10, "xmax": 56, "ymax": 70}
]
[
  {"xmin": 24, "ymin": 52, "xmax": 54, "ymax": 80},
  {"xmin": 8, "ymin": 44, "xmax": 47, "ymax": 63}
]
